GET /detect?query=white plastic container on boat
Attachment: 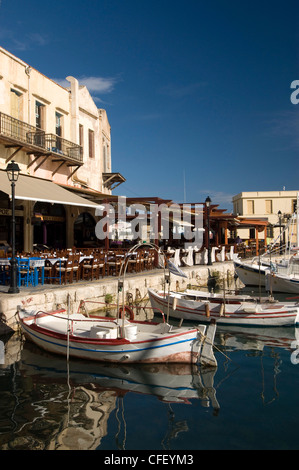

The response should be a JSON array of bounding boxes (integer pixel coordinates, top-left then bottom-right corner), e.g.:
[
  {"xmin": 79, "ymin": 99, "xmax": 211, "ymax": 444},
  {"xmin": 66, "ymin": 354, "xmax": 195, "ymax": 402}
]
[
  {"xmin": 125, "ymin": 325, "xmax": 138, "ymax": 340},
  {"xmin": 90, "ymin": 325, "xmax": 118, "ymax": 339}
]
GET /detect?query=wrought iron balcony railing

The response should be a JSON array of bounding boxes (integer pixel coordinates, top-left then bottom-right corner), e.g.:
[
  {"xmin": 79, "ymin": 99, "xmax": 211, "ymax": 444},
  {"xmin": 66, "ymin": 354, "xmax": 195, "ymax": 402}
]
[{"xmin": 0, "ymin": 112, "xmax": 83, "ymax": 164}]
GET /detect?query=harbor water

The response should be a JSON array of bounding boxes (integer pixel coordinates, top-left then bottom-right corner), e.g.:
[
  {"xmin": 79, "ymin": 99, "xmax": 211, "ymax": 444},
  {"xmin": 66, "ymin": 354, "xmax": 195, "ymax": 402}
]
[{"xmin": 0, "ymin": 288, "xmax": 299, "ymax": 451}]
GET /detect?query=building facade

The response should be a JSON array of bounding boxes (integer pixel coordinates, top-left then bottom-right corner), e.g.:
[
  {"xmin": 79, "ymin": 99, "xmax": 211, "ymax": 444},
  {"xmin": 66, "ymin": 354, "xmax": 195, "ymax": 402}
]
[
  {"xmin": 0, "ymin": 46, "xmax": 125, "ymax": 252},
  {"xmin": 232, "ymin": 191, "xmax": 298, "ymax": 245}
]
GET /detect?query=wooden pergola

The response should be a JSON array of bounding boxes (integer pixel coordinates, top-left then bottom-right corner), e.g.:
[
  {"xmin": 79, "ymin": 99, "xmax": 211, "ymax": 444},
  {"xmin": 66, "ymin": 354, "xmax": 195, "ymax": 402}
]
[
  {"xmin": 206, "ymin": 204, "xmax": 269, "ymax": 256},
  {"xmin": 68, "ymin": 191, "xmax": 269, "ymax": 256}
]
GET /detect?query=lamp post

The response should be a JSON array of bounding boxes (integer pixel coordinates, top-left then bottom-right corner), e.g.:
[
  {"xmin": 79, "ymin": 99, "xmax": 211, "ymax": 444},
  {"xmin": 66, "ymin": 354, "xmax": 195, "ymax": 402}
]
[
  {"xmin": 278, "ymin": 210, "xmax": 282, "ymax": 255},
  {"xmin": 205, "ymin": 196, "xmax": 212, "ymax": 265},
  {"xmin": 6, "ymin": 160, "xmax": 20, "ymax": 294}
]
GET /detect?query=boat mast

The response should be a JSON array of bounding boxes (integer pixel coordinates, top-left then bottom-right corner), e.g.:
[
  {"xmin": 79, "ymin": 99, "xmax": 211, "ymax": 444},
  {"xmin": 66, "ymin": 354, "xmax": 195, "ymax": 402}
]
[{"xmin": 297, "ymin": 192, "xmax": 299, "ymax": 248}]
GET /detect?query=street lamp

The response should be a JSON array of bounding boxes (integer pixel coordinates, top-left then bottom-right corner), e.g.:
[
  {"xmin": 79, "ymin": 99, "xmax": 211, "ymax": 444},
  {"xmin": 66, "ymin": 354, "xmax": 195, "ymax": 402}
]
[
  {"xmin": 6, "ymin": 160, "xmax": 20, "ymax": 294},
  {"xmin": 205, "ymin": 196, "xmax": 212, "ymax": 265}
]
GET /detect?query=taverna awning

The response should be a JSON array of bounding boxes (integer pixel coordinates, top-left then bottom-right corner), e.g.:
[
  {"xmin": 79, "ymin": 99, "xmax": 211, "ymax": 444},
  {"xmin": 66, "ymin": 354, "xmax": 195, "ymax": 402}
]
[{"xmin": 0, "ymin": 171, "xmax": 101, "ymax": 208}]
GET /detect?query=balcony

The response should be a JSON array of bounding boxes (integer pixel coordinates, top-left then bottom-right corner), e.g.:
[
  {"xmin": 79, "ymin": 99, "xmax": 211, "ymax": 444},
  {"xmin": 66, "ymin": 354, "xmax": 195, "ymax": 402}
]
[{"xmin": 0, "ymin": 112, "xmax": 83, "ymax": 166}]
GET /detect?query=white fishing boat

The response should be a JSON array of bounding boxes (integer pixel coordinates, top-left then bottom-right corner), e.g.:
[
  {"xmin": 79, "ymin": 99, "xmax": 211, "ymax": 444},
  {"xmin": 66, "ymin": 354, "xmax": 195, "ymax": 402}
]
[
  {"xmin": 265, "ymin": 270, "xmax": 299, "ymax": 294},
  {"xmin": 235, "ymin": 255, "xmax": 299, "ymax": 291},
  {"xmin": 17, "ymin": 242, "xmax": 217, "ymax": 367},
  {"xmin": 148, "ymin": 288, "xmax": 299, "ymax": 327},
  {"xmin": 234, "ymin": 258, "xmax": 270, "ymax": 287},
  {"xmin": 235, "ymin": 199, "xmax": 299, "ymax": 293},
  {"xmin": 17, "ymin": 307, "xmax": 217, "ymax": 366}
]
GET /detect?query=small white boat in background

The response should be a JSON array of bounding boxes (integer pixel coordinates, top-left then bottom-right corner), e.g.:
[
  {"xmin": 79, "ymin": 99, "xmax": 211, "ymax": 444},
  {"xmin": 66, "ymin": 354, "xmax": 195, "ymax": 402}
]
[
  {"xmin": 234, "ymin": 258, "xmax": 269, "ymax": 287},
  {"xmin": 234, "ymin": 202, "xmax": 299, "ymax": 294},
  {"xmin": 148, "ymin": 288, "xmax": 299, "ymax": 327},
  {"xmin": 234, "ymin": 255, "xmax": 299, "ymax": 291},
  {"xmin": 265, "ymin": 270, "xmax": 299, "ymax": 295},
  {"xmin": 17, "ymin": 307, "xmax": 217, "ymax": 367}
]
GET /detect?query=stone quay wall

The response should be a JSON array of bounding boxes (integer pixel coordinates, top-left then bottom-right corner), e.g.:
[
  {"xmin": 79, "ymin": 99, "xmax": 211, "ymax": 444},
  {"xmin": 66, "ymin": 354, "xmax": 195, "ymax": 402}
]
[{"xmin": 0, "ymin": 262, "xmax": 237, "ymax": 333}]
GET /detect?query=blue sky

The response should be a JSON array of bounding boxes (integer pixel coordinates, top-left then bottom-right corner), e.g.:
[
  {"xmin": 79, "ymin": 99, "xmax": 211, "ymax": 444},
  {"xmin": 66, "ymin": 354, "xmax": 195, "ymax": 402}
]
[{"xmin": 0, "ymin": 0, "xmax": 298, "ymax": 211}]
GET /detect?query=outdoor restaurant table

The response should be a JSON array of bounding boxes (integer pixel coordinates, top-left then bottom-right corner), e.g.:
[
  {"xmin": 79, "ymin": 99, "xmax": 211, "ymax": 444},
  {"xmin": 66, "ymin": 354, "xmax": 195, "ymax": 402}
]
[{"xmin": 0, "ymin": 257, "xmax": 45, "ymax": 287}]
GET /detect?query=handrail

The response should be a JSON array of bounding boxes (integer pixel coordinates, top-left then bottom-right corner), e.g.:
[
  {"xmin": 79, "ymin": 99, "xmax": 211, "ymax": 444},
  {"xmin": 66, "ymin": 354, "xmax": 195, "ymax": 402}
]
[{"xmin": 0, "ymin": 112, "xmax": 83, "ymax": 164}]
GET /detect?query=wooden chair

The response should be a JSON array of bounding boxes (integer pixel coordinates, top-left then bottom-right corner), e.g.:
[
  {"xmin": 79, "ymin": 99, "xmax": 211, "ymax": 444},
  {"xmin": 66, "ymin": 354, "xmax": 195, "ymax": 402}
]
[
  {"xmin": 55, "ymin": 254, "xmax": 78, "ymax": 284},
  {"xmin": 94, "ymin": 251, "xmax": 106, "ymax": 278},
  {"xmin": 81, "ymin": 256, "xmax": 97, "ymax": 281},
  {"xmin": 72, "ymin": 254, "xmax": 81, "ymax": 282},
  {"xmin": 106, "ymin": 251, "xmax": 122, "ymax": 276},
  {"xmin": 44, "ymin": 257, "xmax": 62, "ymax": 284},
  {"xmin": 126, "ymin": 252, "xmax": 137, "ymax": 273},
  {"xmin": 44, "ymin": 258, "xmax": 55, "ymax": 283},
  {"xmin": 144, "ymin": 249, "xmax": 155, "ymax": 270}
]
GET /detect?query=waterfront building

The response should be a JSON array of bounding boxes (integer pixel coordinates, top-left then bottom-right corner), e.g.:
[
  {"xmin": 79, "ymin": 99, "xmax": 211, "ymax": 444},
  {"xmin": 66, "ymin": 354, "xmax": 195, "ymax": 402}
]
[
  {"xmin": 232, "ymin": 190, "xmax": 298, "ymax": 246},
  {"xmin": 0, "ymin": 46, "xmax": 125, "ymax": 252}
]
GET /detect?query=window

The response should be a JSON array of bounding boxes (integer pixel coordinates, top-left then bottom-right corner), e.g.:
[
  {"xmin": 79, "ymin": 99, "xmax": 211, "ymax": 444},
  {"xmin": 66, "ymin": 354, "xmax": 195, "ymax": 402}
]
[
  {"xmin": 55, "ymin": 112, "xmax": 63, "ymax": 137},
  {"xmin": 88, "ymin": 129, "xmax": 94, "ymax": 158},
  {"xmin": 10, "ymin": 89, "xmax": 23, "ymax": 120},
  {"xmin": 10, "ymin": 89, "xmax": 23, "ymax": 139},
  {"xmin": 247, "ymin": 200, "xmax": 254, "ymax": 215},
  {"xmin": 35, "ymin": 101, "xmax": 45, "ymax": 129},
  {"xmin": 103, "ymin": 138, "xmax": 111, "ymax": 172},
  {"xmin": 265, "ymin": 200, "xmax": 272, "ymax": 214},
  {"xmin": 55, "ymin": 112, "xmax": 63, "ymax": 151},
  {"xmin": 292, "ymin": 199, "xmax": 297, "ymax": 213}
]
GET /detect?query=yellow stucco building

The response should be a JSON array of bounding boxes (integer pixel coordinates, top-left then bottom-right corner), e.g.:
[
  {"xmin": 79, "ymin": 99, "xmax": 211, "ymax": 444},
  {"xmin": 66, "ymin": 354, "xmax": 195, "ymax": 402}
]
[{"xmin": 232, "ymin": 190, "xmax": 298, "ymax": 246}]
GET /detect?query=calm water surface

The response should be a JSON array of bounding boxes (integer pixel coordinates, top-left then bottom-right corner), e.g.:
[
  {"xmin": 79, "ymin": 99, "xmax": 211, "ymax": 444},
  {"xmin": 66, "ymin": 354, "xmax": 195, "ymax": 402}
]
[{"xmin": 1, "ymin": 291, "xmax": 299, "ymax": 451}]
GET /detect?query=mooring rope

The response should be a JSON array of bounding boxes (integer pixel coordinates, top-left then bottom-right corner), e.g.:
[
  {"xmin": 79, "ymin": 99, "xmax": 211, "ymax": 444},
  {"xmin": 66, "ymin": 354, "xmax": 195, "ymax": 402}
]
[{"xmin": 197, "ymin": 329, "xmax": 232, "ymax": 362}]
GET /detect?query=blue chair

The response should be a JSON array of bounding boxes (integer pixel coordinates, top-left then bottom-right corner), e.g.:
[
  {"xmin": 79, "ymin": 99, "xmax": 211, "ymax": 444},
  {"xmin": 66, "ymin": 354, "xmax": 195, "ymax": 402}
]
[{"xmin": 17, "ymin": 258, "xmax": 32, "ymax": 287}]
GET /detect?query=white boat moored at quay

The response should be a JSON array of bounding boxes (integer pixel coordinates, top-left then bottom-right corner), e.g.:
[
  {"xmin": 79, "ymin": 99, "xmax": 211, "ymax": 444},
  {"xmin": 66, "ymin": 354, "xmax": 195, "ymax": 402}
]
[
  {"xmin": 148, "ymin": 288, "xmax": 299, "ymax": 327},
  {"xmin": 17, "ymin": 306, "xmax": 217, "ymax": 367}
]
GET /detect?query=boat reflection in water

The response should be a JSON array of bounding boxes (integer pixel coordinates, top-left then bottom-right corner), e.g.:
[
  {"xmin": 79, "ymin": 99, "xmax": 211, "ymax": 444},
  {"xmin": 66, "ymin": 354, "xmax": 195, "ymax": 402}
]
[
  {"xmin": 1, "ymin": 324, "xmax": 298, "ymax": 450},
  {"xmin": 215, "ymin": 325, "xmax": 299, "ymax": 407},
  {"xmin": 0, "ymin": 336, "xmax": 219, "ymax": 450},
  {"xmin": 216, "ymin": 325, "xmax": 299, "ymax": 353}
]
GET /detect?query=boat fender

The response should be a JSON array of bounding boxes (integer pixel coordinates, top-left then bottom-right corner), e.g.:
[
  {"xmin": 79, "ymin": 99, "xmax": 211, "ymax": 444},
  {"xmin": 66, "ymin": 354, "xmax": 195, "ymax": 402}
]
[
  {"xmin": 119, "ymin": 306, "xmax": 134, "ymax": 321},
  {"xmin": 219, "ymin": 304, "xmax": 225, "ymax": 317},
  {"xmin": 205, "ymin": 303, "xmax": 210, "ymax": 317}
]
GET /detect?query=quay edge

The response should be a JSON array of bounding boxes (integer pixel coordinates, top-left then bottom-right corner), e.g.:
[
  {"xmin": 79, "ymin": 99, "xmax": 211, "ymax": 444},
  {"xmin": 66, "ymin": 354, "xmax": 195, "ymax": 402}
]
[{"xmin": 0, "ymin": 262, "xmax": 236, "ymax": 333}]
